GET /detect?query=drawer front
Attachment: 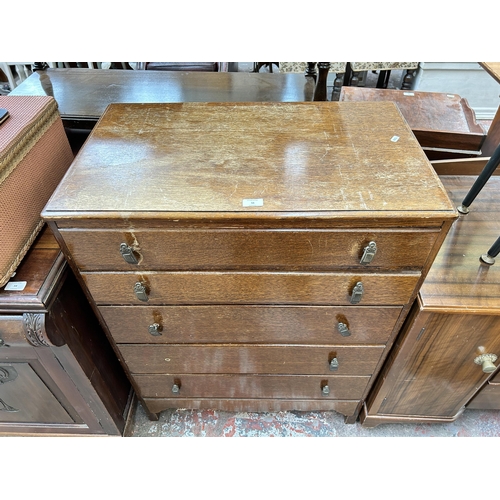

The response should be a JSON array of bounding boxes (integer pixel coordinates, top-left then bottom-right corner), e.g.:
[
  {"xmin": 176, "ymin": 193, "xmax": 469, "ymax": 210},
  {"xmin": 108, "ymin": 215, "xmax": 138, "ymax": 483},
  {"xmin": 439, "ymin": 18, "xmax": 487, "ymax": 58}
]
[
  {"xmin": 84, "ymin": 271, "xmax": 420, "ymax": 306},
  {"xmin": 100, "ymin": 305, "xmax": 402, "ymax": 345},
  {"xmin": 119, "ymin": 345, "xmax": 385, "ymax": 375},
  {"xmin": 60, "ymin": 228, "xmax": 439, "ymax": 271},
  {"xmin": 134, "ymin": 374, "xmax": 371, "ymax": 400}
]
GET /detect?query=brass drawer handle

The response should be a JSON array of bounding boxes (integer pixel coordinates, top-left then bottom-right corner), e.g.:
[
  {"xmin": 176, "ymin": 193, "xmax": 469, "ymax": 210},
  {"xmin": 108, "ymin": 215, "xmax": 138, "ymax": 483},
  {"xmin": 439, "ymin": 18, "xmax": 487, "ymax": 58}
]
[
  {"xmin": 474, "ymin": 354, "xmax": 498, "ymax": 373},
  {"xmin": 322, "ymin": 385, "xmax": 330, "ymax": 396},
  {"xmin": 134, "ymin": 282, "xmax": 149, "ymax": 302},
  {"xmin": 148, "ymin": 323, "xmax": 162, "ymax": 336},
  {"xmin": 360, "ymin": 241, "xmax": 377, "ymax": 265},
  {"xmin": 120, "ymin": 243, "xmax": 139, "ymax": 264},
  {"xmin": 337, "ymin": 322, "xmax": 351, "ymax": 337},
  {"xmin": 350, "ymin": 282, "xmax": 364, "ymax": 304},
  {"xmin": 329, "ymin": 357, "xmax": 339, "ymax": 371}
]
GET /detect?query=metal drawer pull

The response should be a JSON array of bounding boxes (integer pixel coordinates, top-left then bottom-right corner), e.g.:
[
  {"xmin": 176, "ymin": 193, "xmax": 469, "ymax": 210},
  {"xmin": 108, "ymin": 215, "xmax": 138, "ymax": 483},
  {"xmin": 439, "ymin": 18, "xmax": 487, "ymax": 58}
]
[
  {"xmin": 350, "ymin": 282, "xmax": 364, "ymax": 304},
  {"xmin": 329, "ymin": 357, "xmax": 339, "ymax": 371},
  {"xmin": 120, "ymin": 243, "xmax": 139, "ymax": 264},
  {"xmin": 148, "ymin": 323, "xmax": 162, "ymax": 336},
  {"xmin": 172, "ymin": 383, "xmax": 180, "ymax": 394},
  {"xmin": 360, "ymin": 241, "xmax": 377, "ymax": 265},
  {"xmin": 134, "ymin": 282, "xmax": 149, "ymax": 302},
  {"xmin": 322, "ymin": 385, "xmax": 330, "ymax": 396},
  {"xmin": 474, "ymin": 354, "xmax": 498, "ymax": 373},
  {"xmin": 337, "ymin": 322, "xmax": 351, "ymax": 337}
]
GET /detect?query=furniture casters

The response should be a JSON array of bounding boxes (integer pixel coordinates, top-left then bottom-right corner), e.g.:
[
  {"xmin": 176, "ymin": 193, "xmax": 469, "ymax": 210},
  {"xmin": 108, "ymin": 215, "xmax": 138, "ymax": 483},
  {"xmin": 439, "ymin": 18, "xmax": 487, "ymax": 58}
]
[
  {"xmin": 474, "ymin": 354, "xmax": 498, "ymax": 373},
  {"xmin": 480, "ymin": 235, "xmax": 500, "ymax": 265}
]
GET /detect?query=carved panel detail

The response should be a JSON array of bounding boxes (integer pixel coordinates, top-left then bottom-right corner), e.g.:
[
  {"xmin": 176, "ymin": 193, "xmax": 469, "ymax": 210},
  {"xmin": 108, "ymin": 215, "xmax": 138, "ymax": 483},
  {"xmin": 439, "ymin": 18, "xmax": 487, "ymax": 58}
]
[
  {"xmin": 0, "ymin": 366, "xmax": 19, "ymax": 412},
  {"xmin": 23, "ymin": 313, "xmax": 51, "ymax": 347}
]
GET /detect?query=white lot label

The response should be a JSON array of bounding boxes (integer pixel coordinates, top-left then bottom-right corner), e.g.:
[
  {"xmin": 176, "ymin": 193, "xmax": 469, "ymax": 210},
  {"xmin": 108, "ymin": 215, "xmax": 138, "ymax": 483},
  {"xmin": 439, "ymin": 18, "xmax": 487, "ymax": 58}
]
[
  {"xmin": 243, "ymin": 198, "xmax": 264, "ymax": 207},
  {"xmin": 4, "ymin": 281, "xmax": 27, "ymax": 291}
]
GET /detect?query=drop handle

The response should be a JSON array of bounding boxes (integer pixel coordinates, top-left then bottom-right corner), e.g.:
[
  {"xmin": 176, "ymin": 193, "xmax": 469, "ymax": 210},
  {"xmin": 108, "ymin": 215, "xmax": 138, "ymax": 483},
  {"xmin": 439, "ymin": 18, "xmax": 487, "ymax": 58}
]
[
  {"xmin": 474, "ymin": 354, "xmax": 498, "ymax": 373},
  {"xmin": 120, "ymin": 243, "xmax": 139, "ymax": 264},
  {"xmin": 329, "ymin": 357, "xmax": 339, "ymax": 371},
  {"xmin": 148, "ymin": 323, "xmax": 162, "ymax": 336},
  {"xmin": 350, "ymin": 282, "xmax": 364, "ymax": 304},
  {"xmin": 134, "ymin": 282, "xmax": 149, "ymax": 302},
  {"xmin": 322, "ymin": 385, "xmax": 330, "ymax": 396},
  {"xmin": 172, "ymin": 383, "xmax": 181, "ymax": 394},
  {"xmin": 337, "ymin": 322, "xmax": 351, "ymax": 337},
  {"xmin": 360, "ymin": 241, "xmax": 377, "ymax": 265}
]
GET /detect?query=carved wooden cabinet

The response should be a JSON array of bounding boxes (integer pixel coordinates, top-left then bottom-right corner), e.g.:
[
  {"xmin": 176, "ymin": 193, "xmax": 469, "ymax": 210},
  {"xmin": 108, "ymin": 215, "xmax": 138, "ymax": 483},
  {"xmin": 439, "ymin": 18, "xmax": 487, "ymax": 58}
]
[
  {"xmin": 41, "ymin": 102, "xmax": 456, "ymax": 422},
  {"xmin": 361, "ymin": 175, "xmax": 500, "ymax": 426},
  {"xmin": 0, "ymin": 226, "xmax": 131, "ymax": 435}
]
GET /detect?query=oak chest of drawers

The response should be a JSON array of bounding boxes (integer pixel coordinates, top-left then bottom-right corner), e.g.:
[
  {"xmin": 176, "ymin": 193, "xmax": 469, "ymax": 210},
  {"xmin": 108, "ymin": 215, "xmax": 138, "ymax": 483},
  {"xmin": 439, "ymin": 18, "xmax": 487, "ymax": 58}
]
[{"xmin": 42, "ymin": 102, "xmax": 457, "ymax": 422}]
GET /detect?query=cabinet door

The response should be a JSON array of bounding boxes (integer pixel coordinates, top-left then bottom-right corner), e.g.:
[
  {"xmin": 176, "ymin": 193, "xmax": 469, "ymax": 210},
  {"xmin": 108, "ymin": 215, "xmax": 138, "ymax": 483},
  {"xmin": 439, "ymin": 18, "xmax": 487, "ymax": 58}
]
[
  {"xmin": 0, "ymin": 361, "xmax": 74, "ymax": 424},
  {"xmin": 371, "ymin": 311, "xmax": 500, "ymax": 418},
  {"xmin": 0, "ymin": 346, "xmax": 109, "ymax": 435}
]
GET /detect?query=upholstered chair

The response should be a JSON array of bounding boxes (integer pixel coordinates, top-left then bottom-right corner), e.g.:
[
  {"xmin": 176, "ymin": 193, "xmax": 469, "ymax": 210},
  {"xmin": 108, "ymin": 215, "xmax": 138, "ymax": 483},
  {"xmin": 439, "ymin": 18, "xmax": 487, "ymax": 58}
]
[{"xmin": 348, "ymin": 62, "xmax": 419, "ymax": 89}]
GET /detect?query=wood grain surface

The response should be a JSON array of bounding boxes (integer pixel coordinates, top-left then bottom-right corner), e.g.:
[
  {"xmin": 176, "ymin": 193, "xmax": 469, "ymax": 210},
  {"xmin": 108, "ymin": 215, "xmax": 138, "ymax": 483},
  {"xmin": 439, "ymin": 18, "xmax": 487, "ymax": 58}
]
[
  {"xmin": 419, "ymin": 176, "xmax": 500, "ymax": 312},
  {"xmin": 41, "ymin": 102, "xmax": 455, "ymax": 217},
  {"xmin": 60, "ymin": 227, "xmax": 440, "ymax": 272},
  {"xmin": 0, "ymin": 362, "xmax": 74, "ymax": 424},
  {"xmin": 340, "ymin": 87, "xmax": 484, "ymax": 151},
  {"xmin": 134, "ymin": 373, "xmax": 371, "ymax": 400},
  {"xmin": 0, "ymin": 226, "xmax": 60, "ymax": 308},
  {"xmin": 10, "ymin": 69, "xmax": 316, "ymax": 119},
  {"xmin": 82, "ymin": 271, "xmax": 421, "ymax": 306},
  {"xmin": 119, "ymin": 344, "xmax": 385, "ymax": 375},
  {"xmin": 99, "ymin": 305, "xmax": 402, "ymax": 345},
  {"xmin": 373, "ymin": 308, "xmax": 500, "ymax": 417}
]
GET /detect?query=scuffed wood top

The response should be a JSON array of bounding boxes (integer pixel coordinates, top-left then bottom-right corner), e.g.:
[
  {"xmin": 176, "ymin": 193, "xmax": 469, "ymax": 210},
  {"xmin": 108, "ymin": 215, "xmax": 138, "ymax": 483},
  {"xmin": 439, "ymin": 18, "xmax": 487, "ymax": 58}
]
[
  {"xmin": 43, "ymin": 102, "xmax": 456, "ymax": 219},
  {"xmin": 420, "ymin": 175, "xmax": 500, "ymax": 312},
  {"xmin": 340, "ymin": 87, "xmax": 484, "ymax": 135}
]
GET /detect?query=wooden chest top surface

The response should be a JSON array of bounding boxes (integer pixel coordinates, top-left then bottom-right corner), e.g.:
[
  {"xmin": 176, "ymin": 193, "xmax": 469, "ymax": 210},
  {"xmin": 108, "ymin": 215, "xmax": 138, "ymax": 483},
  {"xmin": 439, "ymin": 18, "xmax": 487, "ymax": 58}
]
[{"xmin": 42, "ymin": 102, "xmax": 455, "ymax": 219}]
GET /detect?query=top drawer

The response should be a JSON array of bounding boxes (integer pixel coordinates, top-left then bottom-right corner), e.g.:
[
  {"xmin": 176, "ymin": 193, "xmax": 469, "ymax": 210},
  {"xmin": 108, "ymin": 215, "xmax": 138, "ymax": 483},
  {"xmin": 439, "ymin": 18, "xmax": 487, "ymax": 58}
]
[{"xmin": 59, "ymin": 228, "xmax": 439, "ymax": 272}]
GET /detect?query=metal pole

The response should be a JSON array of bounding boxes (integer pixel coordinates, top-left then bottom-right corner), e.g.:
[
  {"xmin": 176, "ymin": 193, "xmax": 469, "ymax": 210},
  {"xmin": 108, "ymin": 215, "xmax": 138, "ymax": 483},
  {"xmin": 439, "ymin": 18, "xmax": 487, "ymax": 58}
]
[
  {"xmin": 480, "ymin": 235, "xmax": 500, "ymax": 265},
  {"xmin": 457, "ymin": 142, "xmax": 500, "ymax": 214}
]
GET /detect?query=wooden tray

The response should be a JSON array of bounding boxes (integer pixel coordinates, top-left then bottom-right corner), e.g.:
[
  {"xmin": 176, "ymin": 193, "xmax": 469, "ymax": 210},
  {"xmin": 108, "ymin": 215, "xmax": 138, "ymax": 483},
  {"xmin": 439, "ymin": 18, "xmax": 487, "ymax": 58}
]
[{"xmin": 339, "ymin": 87, "xmax": 485, "ymax": 155}]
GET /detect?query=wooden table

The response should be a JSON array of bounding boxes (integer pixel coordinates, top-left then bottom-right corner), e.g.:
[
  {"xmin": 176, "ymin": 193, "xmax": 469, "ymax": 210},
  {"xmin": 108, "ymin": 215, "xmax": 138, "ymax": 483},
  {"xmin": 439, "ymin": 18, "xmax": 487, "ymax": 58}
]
[
  {"xmin": 41, "ymin": 101, "xmax": 456, "ymax": 423},
  {"xmin": 10, "ymin": 68, "xmax": 316, "ymax": 124},
  {"xmin": 479, "ymin": 63, "xmax": 500, "ymax": 156},
  {"xmin": 10, "ymin": 69, "xmax": 317, "ymax": 152}
]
